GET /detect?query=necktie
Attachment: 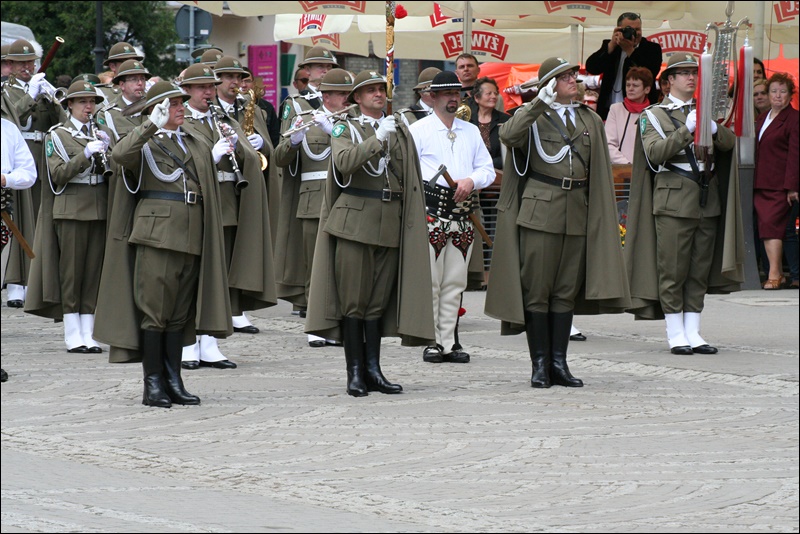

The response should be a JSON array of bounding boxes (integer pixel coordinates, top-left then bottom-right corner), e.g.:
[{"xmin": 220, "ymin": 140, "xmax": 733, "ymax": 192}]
[
  {"xmin": 565, "ymin": 111, "xmax": 575, "ymax": 136},
  {"xmin": 81, "ymin": 125, "xmax": 89, "ymax": 136}
]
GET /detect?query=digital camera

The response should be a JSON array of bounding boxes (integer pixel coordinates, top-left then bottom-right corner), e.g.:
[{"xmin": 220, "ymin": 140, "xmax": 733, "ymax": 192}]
[{"xmin": 621, "ymin": 26, "xmax": 637, "ymax": 40}]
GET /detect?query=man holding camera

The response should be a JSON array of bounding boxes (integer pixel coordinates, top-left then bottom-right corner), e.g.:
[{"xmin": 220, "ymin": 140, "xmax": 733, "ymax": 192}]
[{"xmin": 586, "ymin": 12, "xmax": 662, "ymax": 121}]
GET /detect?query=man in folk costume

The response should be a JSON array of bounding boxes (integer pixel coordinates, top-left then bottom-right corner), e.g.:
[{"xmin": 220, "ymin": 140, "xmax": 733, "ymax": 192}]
[
  {"xmin": 625, "ymin": 54, "xmax": 744, "ymax": 354},
  {"xmin": 409, "ymin": 71, "xmax": 495, "ymax": 364},
  {"xmin": 25, "ymin": 81, "xmax": 113, "ymax": 354},
  {"xmin": 274, "ymin": 68, "xmax": 354, "ymax": 348},
  {"xmin": 97, "ymin": 82, "xmax": 230, "ymax": 407},
  {"xmin": 486, "ymin": 57, "xmax": 630, "ymax": 388},
  {"xmin": 102, "ymin": 59, "xmax": 151, "ymax": 142},
  {"xmin": 305, "ymin": 70, "xmax": 434, "ymax": 397},
  {"xmin": 4, "ymin": 39, "xmax": 61, "ymax": 307},
  {"xmin": 177, "ymin": 63, "xmax": 276, "ymax": 370},
  {"xmin": 211, "ymin": 55, "xmax": 275, "ymax": 336},
  {"xmin": 276, "ymin": 46, "xmax": 339, "ymax": 314}
]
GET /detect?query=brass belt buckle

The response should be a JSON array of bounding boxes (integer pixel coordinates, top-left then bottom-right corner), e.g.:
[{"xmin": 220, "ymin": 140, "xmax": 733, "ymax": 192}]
[
  {"xmin": 381, "ymin": 188, "xmax": 392, "ymax": 202},
  {"xmin": 186, "ymin": 191, "xmax": 199, "ymax": 205},
  {"xmin": 561, "ymin": 177, "xmax": 573, "ymax": 190}
]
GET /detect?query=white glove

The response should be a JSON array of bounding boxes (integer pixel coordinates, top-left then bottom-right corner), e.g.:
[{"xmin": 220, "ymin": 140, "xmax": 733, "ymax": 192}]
[
  {"xmin": 150, "ymin": 97, "xmax": 170, "ymax": 129},
  {"xmin": 685, "ymin": 109, "xmax": 697, "ymax": 133},
  {"xmin": 212, "ymin": 138, "xmax": 233, "ymax": 164},
  {"xmin": 375, "ymin": 115, "xmax": 396, "ymax": 142},
  {"xmin": 83, "ymin": 140, "xmax": 106, "ymax": 159},
  {"xmin": 290, "ymin": 116, "xmax": 306, "ymax": 145},
  {"xmin": 538, "ymin": 77, "xmax": 558, "ymax": 107},
  {"xmin": 710, "ymin": 120, "xmax": 718, "ymax": 135},
  {"xmin": 27, "ymin": 73, "xmax": 54, "ymax": 99},
  {"xmin": 218, "ymin": 123, "xmax": 238, "ymax": 147},
  {"xmin": 95, "ymin": 129, "xmax": 111, "ymax": 149},
  {"xmin": 312, "ymin": 111, "xmax": 334, "ymax": 135},
  {"xmin": 247, "ymin": 133, "xmax": 264, "ymax": 150}
]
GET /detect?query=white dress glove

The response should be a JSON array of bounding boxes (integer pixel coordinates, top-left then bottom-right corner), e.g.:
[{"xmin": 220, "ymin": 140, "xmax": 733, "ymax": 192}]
[
  {"xmin": 375, "ymin": 115, "xmax": 396, "ymax": 142},
  {"xmin": 218, "ymin": 123, "xmax": 238, "ymax": 147},
  {"xmin": 95, "ymin": 129, "xmax": 111, "ymax": 149},
  {"xmin": 27, "ymin": 73, "xmax": 54, "ymax": 99},
  {"xmin": 150, "ymin": 97, "xmax": 170, "ymax": 129},
  {"xmin": 312, "ymin": 111, "xmax": 334, "ymax": 135},
  {"xmin": 710, "ymin": 120, "xmax": 718, "ymax": 135},
  {"xmin": 247, "ymin": 133, "xmax": 264, "ymax": 150},
  {"xmin": 212, "ymin": 138, "xmax": 233, "ymax": 164},
  {"xmin": 685, "ymin": 109, "xmax": 697, "ymax": 133},
  {"xmin": 538, "ymin": 77, "xmax": 558, "ymax": 107},
  {"xmin": 83, "ymin": 140, "xmax": 106, "ymax": 159},
  {"xmin": 290, "ymin": 116, "xmax": 307, "ymax": 145}
]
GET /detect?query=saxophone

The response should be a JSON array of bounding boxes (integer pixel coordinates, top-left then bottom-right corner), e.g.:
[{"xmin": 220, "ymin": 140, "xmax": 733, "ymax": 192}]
[{"xmin": 240, "ymin": 86, "xmax": 268, "ymax": 171}]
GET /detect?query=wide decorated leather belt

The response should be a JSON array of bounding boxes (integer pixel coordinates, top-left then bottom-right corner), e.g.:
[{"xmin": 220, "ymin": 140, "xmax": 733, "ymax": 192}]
[{"xmin": 424, "ymin": 181, "xmax": 477, "ymax": 222}]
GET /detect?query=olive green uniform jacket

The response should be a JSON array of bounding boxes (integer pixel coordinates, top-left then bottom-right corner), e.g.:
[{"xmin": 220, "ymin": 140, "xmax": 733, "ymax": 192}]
[
  {"xmin": 24, "ymin": 119, "xmax": 113, "ymax": 320},
  {"xmin": 305, "ymin": 114, "xmax": 435, "ymax": 346},
  {"xmin": 182, "ymin": 107, "xmax": 277, "ymax": 316},
  {"xmin": 94, "ymin": 119, "xmax": 231, "ymax": 363},
  {"xmin": 485, "ymin": 98, "xmax": 630, "ymax": 335},
  {"xmin": 624, "ymin": 105, "xmax": 744, "ymax": 320}
]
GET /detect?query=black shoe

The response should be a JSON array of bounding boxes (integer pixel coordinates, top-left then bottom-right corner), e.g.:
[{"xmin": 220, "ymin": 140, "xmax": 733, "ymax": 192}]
[
  {"xmin": 7, "ymin": 299, "xmax": 23, "ymax": 308},
  {"xmin": 692, "ymin": 344, "xmax": 718, "ymax": 354},
  {"xmin": 298, "ymin": 310, "xmax": 307, "ymax": 318},
  {"xmin": 308, "ymin": 339, "xmax": 326, "ymax": 348},
  {"xmin": 86, "ymin": 346, "xmax": 103, "ymax": 354},
  {"xmin": 326, "ymin": 340, "xmax": 343, "ymax": 346},
  {"xmin": 670, "ymin": 345, "xmax": 694, "ymax": 355},
  {"xmin": 423, "ymin": 345, "xmax": 444, "ymax": 363},
  {"xmin": 234, "ymin": 325, "xmax": 259, "ymax": 334},
  {"xmin": 181, "ymin": 361, "xmax": 200, "ymax": 370},
  {"xmin": 199, "ymin": 359, "xmax": 238, "ymax": 369},
  {"xmin": 443, "ymin": 349, "xmax": 470, "ymax": 363},
  {"xmin": 1, "ymin": 369, "xmax": 8, "ymax": 382},
  {"xmin": 67, "ymin": 345, "xmax": 90, "ymax": 354},
  {"xmin": 569, "ymin": 333, "xmax": 587, "ymax": 341}
]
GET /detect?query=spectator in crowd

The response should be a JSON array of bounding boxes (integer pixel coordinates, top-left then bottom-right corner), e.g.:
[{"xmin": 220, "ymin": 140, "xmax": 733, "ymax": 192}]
[
  {"xmin": 293, "ymin": 67, "xmax": 310, "ymax": 94},
  {"xmin": 399, "ymin": 66, "xmax": 439, "ymax": 127},
  {"xmin": 753, "ymin": 79, "xmax": 771, "ymax": 118},
  {"xmin": 605, "ymin": 67, "xmax": 653, "ymax": 165},
  {"xmin": 753, "ymin": 72, "xmax": 799, "ymax": 290},
  {"xmin": 586, "ymin": 12, "xmax": 662, "ymax": 120},
  {"xmin": 455, "ymin": 53, "xmax": 480, "ymax": 100},
  {"xmin": 753, "ymin": 57, "xmax": 766, "ymax": 81}
]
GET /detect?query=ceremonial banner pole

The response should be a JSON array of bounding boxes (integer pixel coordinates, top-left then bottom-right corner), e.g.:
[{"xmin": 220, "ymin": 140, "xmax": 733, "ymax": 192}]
[{"xmin": 385, "ymin": 1, "xmax": 395, "ymax": 114}]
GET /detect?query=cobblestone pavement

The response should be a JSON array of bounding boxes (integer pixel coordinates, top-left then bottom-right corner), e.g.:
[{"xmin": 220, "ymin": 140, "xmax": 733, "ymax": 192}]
[{"xmin": 1, "ymin": 289, "xmax": 798, "ymax": 533}]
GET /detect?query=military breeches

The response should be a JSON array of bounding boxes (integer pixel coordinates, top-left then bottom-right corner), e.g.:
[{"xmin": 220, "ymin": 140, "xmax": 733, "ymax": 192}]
[
  {"xmin": 655, "ymin": 214, "xmax": 718, "ymax": 314},
  {"xmin": 302, "ymin": 217, "xmax": 320, "ymax": 303},
  {"xmin": 134, "ymin": 245, "xmax": 200, "ymax": 331},
  {"xmin": 223, "ymin": 225, "xmax": 242, "ymax": 315},
  {"xmin": 519, "ymin": 228, "xmax": 586, "ymax": 313},
  {"xmin": 334, "ymin": 238, "xmax": 398, "ymax": 320},
  {"xmin": 54, "ymin": 219, "xmax": 105, "ymax": 314},
  {"xmin": 428, "ymin": 217, "xmax": 474, "ymax": 351}
]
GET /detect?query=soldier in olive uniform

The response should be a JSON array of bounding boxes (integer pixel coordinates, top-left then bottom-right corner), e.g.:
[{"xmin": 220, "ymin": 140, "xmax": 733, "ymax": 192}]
[
  {"xmin": 198, "ymin": 48, "xmax": 224, "ymax": 68},
  {"xmin": 99, "ymin": 42, "xmax": 143, "ymax": 101},
  {"xmin": 274, "ymin": 68, "xmax": 353, "ymax": 348},
  {"xmin": 276, "ymin": 46, "xmax": 339, "ymax": 312},
  {"xmin": 305, "ymin": 70, "xmax": 435, "ymax": 397},
  {"xmin": 625, "ymin": 54, "xmax": 743, "ymax": 355},
  {"xmin": 4, "ymin": 39, "xmax": 61, "ymax": 306},
  {"xmin": 486, "ymin": 57, "xmax": 630, "ymax": 388},
  {"xmin": 398, "ymin": 67, "xmax": 440, "ymax": 127},
  {"xmin": 177, "ymin": 62, "xmax": 276, "ymax": 369},
  {"xmin": 101, "ymin": 82, "xmax": 231, "ymax": 407},
  {"xmin": 25, "ymin": 81, "xmax": 113, "ymax": 354},
  {"xmin": 102, "ymin": 60, "xmax": 151, "ymax": 141}
]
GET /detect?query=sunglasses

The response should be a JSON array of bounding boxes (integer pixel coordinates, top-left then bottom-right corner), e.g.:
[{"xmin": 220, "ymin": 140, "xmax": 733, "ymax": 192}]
[{"xmin": 295, "ymin": 78, "xmax": 310, "ymax": 84}]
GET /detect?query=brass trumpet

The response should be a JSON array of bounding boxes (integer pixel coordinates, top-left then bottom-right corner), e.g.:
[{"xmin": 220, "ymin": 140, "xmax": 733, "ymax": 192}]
[{"xmin": 281, "ymin": 103, "xmax": 358, "ymax": 138}]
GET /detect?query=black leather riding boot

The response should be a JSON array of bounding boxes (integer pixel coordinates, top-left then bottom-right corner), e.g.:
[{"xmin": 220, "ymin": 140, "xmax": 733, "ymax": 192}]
[
  {"xmin": 524, "ymin": 310, "xmax": 551, "ymax": 388},
  {"xmin": 163, "ymin": 330, "xmax": 201, "ymax": 405},
  {"xmin": 363, "ymin": 318, "xmax": 402, "ymax": 394},
  {"xmin": 141, "ymin": 330, "xmax": 172, "ymax": 408},
  {"xmin": 342, "ymin": 316, "xmax": 368, "ymax": 397},
  {"xmin": 550, "ymin": 311, "xmax": 583, "ymax": 387}
]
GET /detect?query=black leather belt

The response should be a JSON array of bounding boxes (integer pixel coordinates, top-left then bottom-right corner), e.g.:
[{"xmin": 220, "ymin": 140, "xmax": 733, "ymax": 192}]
[
  {"xmin": 664, "ymin": 163, "xmax": 715, "ymax": 184},
  {"xmin": 139, "ymin": 190, "xmax": 203, "ymax": 204},
  {"xmin": 528, "ymin": 170, "xmax": 588, "ymax": 190},
  {"xmin": 343, "ymin": 187, "xmax": 403, "ymax": 202}
]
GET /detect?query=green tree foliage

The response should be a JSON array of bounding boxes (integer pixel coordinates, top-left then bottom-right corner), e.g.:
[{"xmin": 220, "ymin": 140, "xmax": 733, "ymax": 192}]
[{"xmin": 2, "ymin": 1, "xmax": 180, "ymax": 81}]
